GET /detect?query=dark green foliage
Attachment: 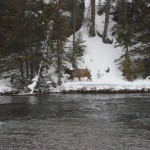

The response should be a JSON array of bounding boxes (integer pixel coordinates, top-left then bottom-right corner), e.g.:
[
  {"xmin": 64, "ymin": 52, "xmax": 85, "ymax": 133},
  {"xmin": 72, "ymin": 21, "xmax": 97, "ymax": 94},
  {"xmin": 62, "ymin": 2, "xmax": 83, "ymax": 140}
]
[
  {"xmin": 43, "ymin": 2, "xmax": 71, "ymax": 85},
  {"xmin": 130, "ymin": 1, "xmax": 150, "ymax": 57},
  {"xmin": 11, "ymin": 74, "xmax": 31, "ymax": 91},
  {"xmin": 67, "ymin": 32, "xmax": 86, "ymax": 67},
  {"xmin": 0, "ymin": 0, "xmax": 85, "ymax": 90},
  {"xmin": 113, "ymin": 0, "xmax": 134, "ymax": 80},
  {"xmin": 120, "ymin": 55, "xmax": 134, "ymax": 81},
  {"xmin": 97, "ymin": 0, "xmax": 105, "ymax": 15},
  {"xmin": 0, "ymin": 0, "xmax": 47, "ymax": 80},
  {"xmin": 114, "ymin": 0, "xmax": 135, "ymax": 48},
  {"xmin": 113, "ymin": 0, "xmax": 150, "ymax": 80}
]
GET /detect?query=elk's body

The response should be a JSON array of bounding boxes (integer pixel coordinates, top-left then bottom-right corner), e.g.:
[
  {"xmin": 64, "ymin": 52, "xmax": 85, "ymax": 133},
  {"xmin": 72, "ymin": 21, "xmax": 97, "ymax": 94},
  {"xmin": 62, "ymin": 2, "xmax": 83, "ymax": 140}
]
[{"xmin": 64, "ymin": 68, "xmax": 92, "ymax": 81}]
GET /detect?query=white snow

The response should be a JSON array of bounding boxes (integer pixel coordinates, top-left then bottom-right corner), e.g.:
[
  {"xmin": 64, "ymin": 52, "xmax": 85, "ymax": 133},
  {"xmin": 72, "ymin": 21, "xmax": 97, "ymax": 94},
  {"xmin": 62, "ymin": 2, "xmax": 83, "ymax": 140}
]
[
  {"xmin": 0, "ymin": 79, "xmax": 12, "ymax": 93},
  {"xmin": 28, "ymin": 75, "xmax": 39, "ymax": 94},
  {"xmin": 28, "ymin": 61, "xmax": 43, "ymax": 94},
  {"xmin": 43, "ymin": 0, "xmax": 50, "ymax": 4}
]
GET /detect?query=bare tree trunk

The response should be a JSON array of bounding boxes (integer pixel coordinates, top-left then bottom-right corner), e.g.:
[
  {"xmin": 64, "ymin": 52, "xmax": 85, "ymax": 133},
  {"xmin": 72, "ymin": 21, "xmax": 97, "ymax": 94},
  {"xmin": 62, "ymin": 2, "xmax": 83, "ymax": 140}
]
[
  {"xmin": 20, "ymin": 60, "xmax": 24, "ymax": 79},
  {"xmin": 102, "ymin": 0, "xmax": 113, "ymax": 44},
  {"xmin": 72, "ymin": 0, "xmax": 77, "ymax": 68},
  {"xmin": 57, "ymin": 40, "xmax": 62, "ymax": 85},
  {"xmin": 89, "ymin": 0, "xmax": 96, "ymax": 37},
  {"xmin": 26, "ymin": 60, "xmax": 29, "ymax": 79},
  {"xmin": 29, "ymin": 61, "xmax": 43, "ymax": 94},
  {"xmin": 30, "ymin": 60, "xmax": 34, "ymax": 80},
  {"xmin": 18, "ymin": 52, "xmax": 24, "ymax": 79}
]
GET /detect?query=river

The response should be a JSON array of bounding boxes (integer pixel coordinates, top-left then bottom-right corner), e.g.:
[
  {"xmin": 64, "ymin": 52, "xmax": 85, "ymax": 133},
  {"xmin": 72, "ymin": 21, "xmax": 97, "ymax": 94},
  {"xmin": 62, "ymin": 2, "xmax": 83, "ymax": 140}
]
[{"xmin": 0, "ymin": 93, "xmax": 150, "ymax": 150}]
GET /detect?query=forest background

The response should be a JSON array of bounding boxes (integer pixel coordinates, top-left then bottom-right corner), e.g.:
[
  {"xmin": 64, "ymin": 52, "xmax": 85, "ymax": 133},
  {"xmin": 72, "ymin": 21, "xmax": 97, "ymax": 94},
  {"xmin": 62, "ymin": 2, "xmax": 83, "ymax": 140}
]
[{"xmin": 0, "ymin": 0, "xmax": 149, "ymax": 94}]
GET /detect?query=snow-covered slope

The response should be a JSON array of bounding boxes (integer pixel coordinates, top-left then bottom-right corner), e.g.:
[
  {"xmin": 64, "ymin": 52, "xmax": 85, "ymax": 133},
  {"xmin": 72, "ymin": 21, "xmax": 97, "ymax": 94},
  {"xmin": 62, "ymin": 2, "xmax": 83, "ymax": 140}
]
[{"xmin": 61, "ymin": 1, "xmax": 150, "ymax": 92}]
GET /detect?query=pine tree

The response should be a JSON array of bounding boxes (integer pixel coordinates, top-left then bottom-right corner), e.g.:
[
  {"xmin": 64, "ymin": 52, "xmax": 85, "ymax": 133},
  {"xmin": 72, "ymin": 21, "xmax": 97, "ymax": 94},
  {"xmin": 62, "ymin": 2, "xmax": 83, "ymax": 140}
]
[
  {"xmin": 114, "ymin": 0, "xmax": 135, "ymax": 80},
  {"xmin": 44, "ymin": 2, "xmax": 69, "ymax": 85},
  {"xmin": 0, "ymin": 0, "xmax": 48, "ymax": 89},
  {"xmin": 130, "ymin": 0, "xmax": 150, "ymax": 78},
  {"xmin": 0, "ymin": 0, "xmax": 28, "ymax": 76},
  {"xmin": 67, "ymin": 32, "xmax": 86, "ymax": 67}
]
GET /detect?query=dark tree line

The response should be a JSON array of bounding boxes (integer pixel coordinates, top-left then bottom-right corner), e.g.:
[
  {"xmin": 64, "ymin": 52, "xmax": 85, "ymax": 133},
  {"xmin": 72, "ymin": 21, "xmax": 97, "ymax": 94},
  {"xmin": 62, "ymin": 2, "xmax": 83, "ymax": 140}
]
[
  {"xmin": 112, "ymin": 0, "xmax": 150, "ymax": 80},
  {"xmin": 0, "ymin": 0, "xmax": 86, "ymax": 91},
  {"xmin": 0, "ymin": 0, "xmax": 46, "ymax": 80}
]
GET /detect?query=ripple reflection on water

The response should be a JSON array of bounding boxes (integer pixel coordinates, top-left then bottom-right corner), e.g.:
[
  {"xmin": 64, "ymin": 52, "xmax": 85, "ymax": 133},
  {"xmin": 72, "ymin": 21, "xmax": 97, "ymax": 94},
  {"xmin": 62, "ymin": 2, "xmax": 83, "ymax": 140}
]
[{"xmin": 0, "ymin": 93, "xmax": 149, "ymax": 150}]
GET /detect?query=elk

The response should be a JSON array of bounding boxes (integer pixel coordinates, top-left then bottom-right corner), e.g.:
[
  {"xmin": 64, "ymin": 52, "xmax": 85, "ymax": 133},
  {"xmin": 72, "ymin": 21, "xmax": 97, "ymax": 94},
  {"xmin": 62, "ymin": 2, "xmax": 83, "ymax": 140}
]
[{"xmin": 64, "ymin": 68, "xmax": 92, "ymax": 81}]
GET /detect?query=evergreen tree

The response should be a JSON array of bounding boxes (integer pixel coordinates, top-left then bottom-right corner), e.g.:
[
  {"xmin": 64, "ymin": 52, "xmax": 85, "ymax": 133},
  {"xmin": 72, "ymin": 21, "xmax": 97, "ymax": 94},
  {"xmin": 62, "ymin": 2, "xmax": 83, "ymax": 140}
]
[
  {"xmin": 0, "ymin": 0, "xmax": 28, "ymax": 76},
  {"xmin": 0, "ymin": 0, "xmax": 48, "ymax": 89},
  {"xmin": 43, "ymin": 2, "xmax": 69, "ymax": 85},
  {"xmin": 71, "ymin": 0, "xmax": 85, "ymax": 68},
  {"xmin": 67, "ymin": 32, "xmax": 86, "ymax": 67},
  {"xmin": 113, "ymin": 0, "xmax": 150, "ymax": 79},
  {"xmin": 113, "ymin": 0, "xmax": 135, "ymax": 80},
  {"xmin": 131, "ymin": 0, "xmax": 150, "ymax": 78},
  {"xmin": 0, "ymin": 0, "xmax": 86, "ymax": 90}
]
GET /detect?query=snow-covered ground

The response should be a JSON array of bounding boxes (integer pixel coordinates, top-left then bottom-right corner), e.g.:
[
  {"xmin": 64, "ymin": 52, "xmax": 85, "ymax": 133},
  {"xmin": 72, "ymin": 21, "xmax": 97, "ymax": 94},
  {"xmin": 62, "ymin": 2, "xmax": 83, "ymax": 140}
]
[
  {"xmin": 61, "ymin": 0, "xmax": 150, "ymax": 92},
  {"xmin": 1, "ymin": 0, "xmax": 150, "ymax": 94},
  {"xmin": 0, "ymin": 79, "xmax": 12, "ymax": 93}
]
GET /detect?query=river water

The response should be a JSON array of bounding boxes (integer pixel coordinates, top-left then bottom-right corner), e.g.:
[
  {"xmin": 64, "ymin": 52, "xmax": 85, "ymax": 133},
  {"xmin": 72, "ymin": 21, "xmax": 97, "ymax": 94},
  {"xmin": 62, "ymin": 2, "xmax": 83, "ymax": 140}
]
[{"xmin": 0, "ymin": 93, "xmax": 150, "ymax": 150}]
